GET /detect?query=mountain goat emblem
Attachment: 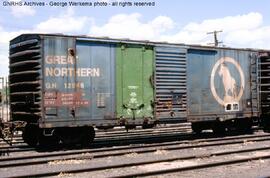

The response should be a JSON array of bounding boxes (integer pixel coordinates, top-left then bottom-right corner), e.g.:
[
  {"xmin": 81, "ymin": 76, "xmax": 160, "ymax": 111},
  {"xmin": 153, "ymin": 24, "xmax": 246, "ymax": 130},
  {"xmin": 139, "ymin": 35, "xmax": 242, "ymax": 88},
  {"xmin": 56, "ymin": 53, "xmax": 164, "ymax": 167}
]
[{"xmin": 210, "ymin": 57, "xmax": 245, "ymax": 106}]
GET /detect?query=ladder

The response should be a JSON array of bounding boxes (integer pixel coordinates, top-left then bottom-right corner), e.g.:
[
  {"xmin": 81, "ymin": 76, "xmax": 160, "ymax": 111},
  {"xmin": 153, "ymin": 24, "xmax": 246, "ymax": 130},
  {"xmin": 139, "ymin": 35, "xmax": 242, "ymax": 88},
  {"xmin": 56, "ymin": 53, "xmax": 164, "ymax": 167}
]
[
  {"xmin": 258, "ymin": 52, "xmax": 270, "ymax": 116},
  {"xmin": 250, "ymin": 53, "xmax": 259, "ymax": 116}
]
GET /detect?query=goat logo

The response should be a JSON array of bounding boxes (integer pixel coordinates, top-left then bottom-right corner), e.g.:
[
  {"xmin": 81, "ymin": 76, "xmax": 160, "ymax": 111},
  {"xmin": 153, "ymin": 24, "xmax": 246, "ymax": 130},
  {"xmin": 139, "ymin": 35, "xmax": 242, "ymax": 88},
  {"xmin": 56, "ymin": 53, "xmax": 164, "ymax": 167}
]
[
  {"xmin": 210, "ymin": 57, "xmax": 245, "ymax": 106},
  {"xmin": 219, "ymin": 64, "xmax": 237, "ymax": 98}
]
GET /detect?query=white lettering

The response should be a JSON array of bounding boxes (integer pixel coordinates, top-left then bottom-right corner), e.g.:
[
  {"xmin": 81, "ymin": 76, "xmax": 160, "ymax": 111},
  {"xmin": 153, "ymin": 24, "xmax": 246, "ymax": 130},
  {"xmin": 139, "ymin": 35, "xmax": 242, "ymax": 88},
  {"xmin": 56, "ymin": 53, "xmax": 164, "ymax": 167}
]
[
  {"xmin": 45, "ymin": 82, "xmax": 57, "ymax": 89},
  {"xmin": 45, "ymin": 68, "xmax": 53, "ymax": 76},
  {"xmin": 54, "ymin": 68, "xmax": 61, "ymax": 76},
  {"xmin": 45, "ymin": 67, "xmax": 101, "ymax": 77},
  {"xmin": 45, "ymin": 55, "xmax": 75, "ymax": 65}
]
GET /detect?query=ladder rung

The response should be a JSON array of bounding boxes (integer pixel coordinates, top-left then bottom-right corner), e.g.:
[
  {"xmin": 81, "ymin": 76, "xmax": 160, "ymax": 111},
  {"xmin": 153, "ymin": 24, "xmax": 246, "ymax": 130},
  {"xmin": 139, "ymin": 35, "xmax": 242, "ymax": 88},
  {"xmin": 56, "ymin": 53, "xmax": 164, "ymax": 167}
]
[{"xmin": 260, "ymin": 84, "xmax": 270, "ymax": 86}]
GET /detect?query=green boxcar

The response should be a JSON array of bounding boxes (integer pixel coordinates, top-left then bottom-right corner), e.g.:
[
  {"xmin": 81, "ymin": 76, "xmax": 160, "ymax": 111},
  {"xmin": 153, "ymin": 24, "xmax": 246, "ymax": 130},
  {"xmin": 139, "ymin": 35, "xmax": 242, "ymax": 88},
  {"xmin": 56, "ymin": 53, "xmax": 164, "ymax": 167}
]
[{"xmin": 116, "ymin": 44, "xmax": 154, "ymax": 122}]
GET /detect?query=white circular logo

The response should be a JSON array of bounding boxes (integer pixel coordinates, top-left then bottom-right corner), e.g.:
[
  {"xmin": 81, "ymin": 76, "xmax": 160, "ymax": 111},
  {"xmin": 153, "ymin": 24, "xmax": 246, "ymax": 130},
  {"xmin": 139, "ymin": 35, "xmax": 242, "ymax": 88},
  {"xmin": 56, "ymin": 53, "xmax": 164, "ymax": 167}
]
[{"xmin": 210, "ymin": 57, "xmax": 245, "ymax": 106}]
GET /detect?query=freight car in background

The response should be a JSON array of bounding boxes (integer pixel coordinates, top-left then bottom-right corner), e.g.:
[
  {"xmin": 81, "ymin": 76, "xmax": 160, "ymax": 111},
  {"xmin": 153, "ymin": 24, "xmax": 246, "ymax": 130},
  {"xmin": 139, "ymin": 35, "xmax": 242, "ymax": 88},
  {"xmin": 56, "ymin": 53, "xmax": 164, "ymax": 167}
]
[{"xmin": 4, "ymin": 34, "xmax": 270, "ymax": 147}]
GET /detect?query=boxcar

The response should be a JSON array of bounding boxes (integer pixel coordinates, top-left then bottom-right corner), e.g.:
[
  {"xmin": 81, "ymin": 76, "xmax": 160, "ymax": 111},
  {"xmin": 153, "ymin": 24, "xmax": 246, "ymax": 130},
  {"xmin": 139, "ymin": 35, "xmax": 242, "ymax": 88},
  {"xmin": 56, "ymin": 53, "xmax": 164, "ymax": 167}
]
[
  {"xmin": 8, "ymin": 34, "xmax": 270, "ymax": 146},
  {"xmin": 9, "ymin": 34, "xmax": 158, "ymax": 146}
]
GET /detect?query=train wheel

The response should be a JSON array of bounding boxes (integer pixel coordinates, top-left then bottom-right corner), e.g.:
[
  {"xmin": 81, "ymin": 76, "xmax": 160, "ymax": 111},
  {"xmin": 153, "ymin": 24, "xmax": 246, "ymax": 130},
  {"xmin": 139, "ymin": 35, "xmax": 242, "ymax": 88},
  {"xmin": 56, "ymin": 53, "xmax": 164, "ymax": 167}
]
[
  {"xmin": 56, "ymin": 127, "xmax": 95, "ymax": 146},
  {"xmin": 212, "ymin": 122, "xmax": 225, "ymax": 135},
  {"xmin": 81, "ymin": 126, "xmax": 95, "ymax": 146},
  {"xmin": 22, "ymin": 124, "xmax": 39, "ymax": 147},
  {"xmin": 125, "ymin": 125, "xmax": 136, "ymax": 131},
  {"xmin": 56, "ymin": 128, "xmax": 80, "ymax": 146},
  {"xmin": 236, "ymin": 118, "xmax": 253, "ymax": 133},
  {"xmin": 142, "ymin": 123, "xmax": 155, "ymax": 129},
  {"xmin": 38, "ymin": 132, "xmax": 59, "ymax": 148},
  {"xmin": 191, "ymin": 123, "xmax": 203, "ymax": 134},
  {"xmin": 263, "ymin": 117, "xmax": 270, "ymax": 132}
]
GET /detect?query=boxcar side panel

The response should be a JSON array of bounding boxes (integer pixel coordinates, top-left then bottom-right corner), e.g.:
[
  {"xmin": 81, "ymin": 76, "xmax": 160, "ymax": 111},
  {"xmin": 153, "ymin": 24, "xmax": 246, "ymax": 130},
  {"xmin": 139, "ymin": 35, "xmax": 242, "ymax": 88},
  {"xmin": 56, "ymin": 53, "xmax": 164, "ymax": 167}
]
[
  {"xmin": 75, "ymin": 41, "xmax": 115, "ymax": 120},
  {"xmin": 154, "ymin": 46, "xmax": 187, "ymax": 121},
  {"xmin": 187, "ymin": 48, "xmax": 255, "ymax": 121},
  {"xmin": 43, "ymin": 36, "xmax": 75, "ymax": 122},
  {"xmin": 42, "ymin": 37, "xmax": 116, "ymax": 127},
  {"xmin": 116, "ymin": 44, "xmax": 154, "ymax": 120}
]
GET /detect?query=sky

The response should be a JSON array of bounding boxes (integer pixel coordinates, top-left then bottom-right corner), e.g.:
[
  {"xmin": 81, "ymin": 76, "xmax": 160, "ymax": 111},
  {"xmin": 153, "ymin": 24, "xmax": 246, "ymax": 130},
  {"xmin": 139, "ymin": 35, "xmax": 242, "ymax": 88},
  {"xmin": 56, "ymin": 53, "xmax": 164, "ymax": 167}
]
[{"xmin": 0, "ymin": 0, "xmax": 270, "ymax": 76}]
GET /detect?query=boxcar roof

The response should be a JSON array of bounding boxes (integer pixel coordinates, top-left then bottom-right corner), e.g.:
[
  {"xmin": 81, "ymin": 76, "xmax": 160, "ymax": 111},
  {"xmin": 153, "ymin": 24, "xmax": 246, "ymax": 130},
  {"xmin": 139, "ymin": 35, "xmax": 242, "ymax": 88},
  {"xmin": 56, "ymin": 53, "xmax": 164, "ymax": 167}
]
[{"xmin": 11, "ymin": 33, "xmax": 270, "ymax": 52}]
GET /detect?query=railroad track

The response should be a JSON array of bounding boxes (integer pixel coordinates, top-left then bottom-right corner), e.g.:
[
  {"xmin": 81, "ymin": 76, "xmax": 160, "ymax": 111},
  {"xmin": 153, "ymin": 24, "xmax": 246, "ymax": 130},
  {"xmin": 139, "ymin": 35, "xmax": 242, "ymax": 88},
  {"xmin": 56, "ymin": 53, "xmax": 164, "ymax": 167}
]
[
  {"xmin": 0, "ymin": 126, "xmax": 263, "ymax": 154},
  {"xmin": 111, "ymin": 147, "xmax": 270, "ymax": 178},
  {"xmin": 0, "ymin": 137, "xmax": 24, "ymax": 145},
  {"xmin": 0, "ymin": 124, "xmax": 191, "ymax": 142},
  {"xmin": 1, "ymin": 131, "xmax": 194, "ymax": 153},
  {"xmin": 1, "ymin": 131, "xmax": 270, "ymax": 177},
  {"xmin": 0, "ymin": 123, "xmax": 262, "ymax": 150},
  {"xmin": 0, "ymin": 129, "xmax": 257, "ymax": 154},
  {"xmin": 0, "ymin": 123, "xmax": 191, "ymax": 144},
  {"xmin": 0, "ymin": 125, "xmax": 192, "ymax": 152}
]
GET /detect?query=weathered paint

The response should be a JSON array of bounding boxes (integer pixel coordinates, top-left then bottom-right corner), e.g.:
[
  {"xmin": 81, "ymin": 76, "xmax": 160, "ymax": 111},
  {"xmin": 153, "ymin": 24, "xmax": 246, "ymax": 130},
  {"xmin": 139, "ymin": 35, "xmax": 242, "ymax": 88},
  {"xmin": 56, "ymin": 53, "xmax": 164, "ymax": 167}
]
[
  {"xmin": 259, "ymin": 52, "xmax": 270, "ymax": 116},
  {"xmin": 186, "ymin": 48, "xmax": 257, "ymax": 121},
  {"xmin": 154, "ymin": 46, "xmax": 187, "ymax": 121},
  {"xmin": 43, "ymin": 37, "xmax": 115, "ymax": 123},
  {"xmin": 116, "ymin": 44, "xmax": 154, "ymax": 120},
  {"xmin": 10, "ymin": 34, "xmax": 270, "ymax": 129},
  {"xmin": 9, "ymin": 35, "xmax": 42, "ymax": 122}
]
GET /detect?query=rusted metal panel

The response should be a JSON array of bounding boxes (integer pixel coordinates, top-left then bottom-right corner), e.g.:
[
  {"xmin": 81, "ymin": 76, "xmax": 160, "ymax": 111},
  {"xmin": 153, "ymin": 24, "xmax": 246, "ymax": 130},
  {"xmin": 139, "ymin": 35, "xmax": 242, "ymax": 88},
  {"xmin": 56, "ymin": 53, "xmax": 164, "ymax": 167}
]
[
  {"xmin": 187, "ymin": 48, "xmax": 257, "ymax": 121},
  {"xmin": 75, "ymin": 41, "xmax": 115, "ymax": 120},
  {"xmin": 43, "ymin": 37, "xmax": 115, "ymax": 123},
  {"xmin": 155, "ymin": 47, "xmax": 187, "ymax": 121}
]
